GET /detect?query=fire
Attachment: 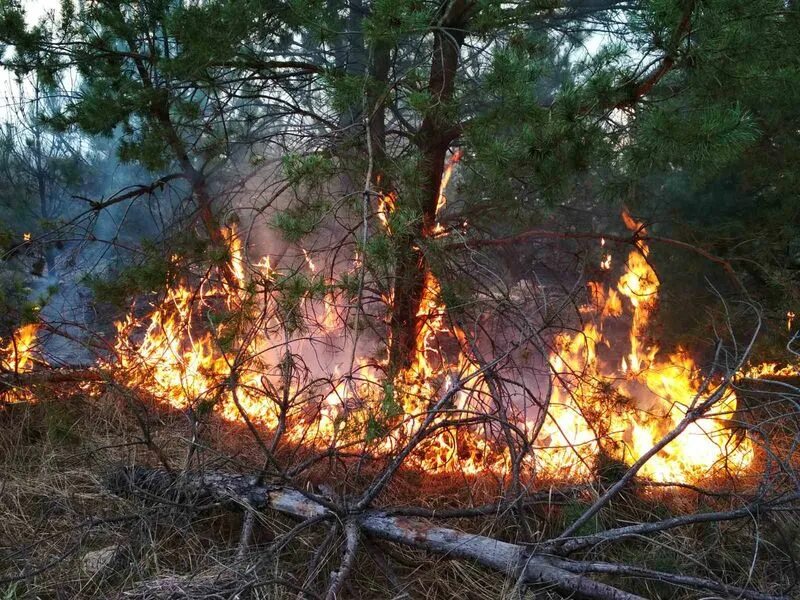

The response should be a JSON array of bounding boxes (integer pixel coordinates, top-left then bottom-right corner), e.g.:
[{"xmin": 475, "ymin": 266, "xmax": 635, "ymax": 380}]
[
  {"xmin": 103, "ymin": 162, "xmax": 756, "ymax": 482},
  {"xmin": 616, "ymin": 242, "xmax": 659, "ymax": 374},
  {"xmin": 377, "ymin": 190, "xmax": 397, "ymax": 231},
  {"xmin": 743, "ymin": 362, "xmax": 800, "ymax": 379},
  {"xmin": 535, "ymin": 214, "xmax": 754, "ymax": 482},
  {"xmin": 0, "ymin": 323, "xmax": 39, "ymax": 404},
  {"xmin": 225, "ymin": 226, "xmax": 247, "ymax": 286},
  {"xmin": 366, "ymin": 149, "xmax": 509, "ymax": 472},
  {"xmin": 112, "ymin": 283, "xmax": 270, "ymax": 423},
  {"xmin": 435, "ymin": 149, "xmax": 463, "ymax": 216},
  {"xmin": 5, "ymin": 155, "xmax": 766, "ymax": 485},
  {"xmin": 388, "ymin": 272, "xmax": 509, "ymax": 473},
  {"xmin": 110, "ymin": 226, "xmax": 280, "ymax": 428},
  {"xmin": 0, "ymin": 324, "xmax": 39, "ymax": 373},
  {"xmin": 302, "ymin": 248, "xmax": 317, "ymax": 273}
]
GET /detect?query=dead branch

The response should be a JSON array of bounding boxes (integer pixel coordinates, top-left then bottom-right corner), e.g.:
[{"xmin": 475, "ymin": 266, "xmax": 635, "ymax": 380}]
[
  {"xmin": 323, "ymin": 519, "xmax": 359, "ymax": 600},
  {"xmin": 549, "ymin": 493, "xmax": 800, "ymax": 555},
  {"xmin": 109, "ymin": 467, "xmax": 789, "ymax": 600},
  {"xmin": 548, "ymin": 557, "xmax": 785, "ymax": 600}
]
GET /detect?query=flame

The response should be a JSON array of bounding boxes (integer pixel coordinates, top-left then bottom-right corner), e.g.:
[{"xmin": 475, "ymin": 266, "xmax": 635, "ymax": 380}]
[
  {"xmin": 621, "ymin": 208, "xmax": 644, "ymax": 233},
  {"xmin": 1, "ymin": 324, "xmax": 39, "ymax": 373},
  {"xmin": 369, "ymin": 149, "xmax": 509, "ymax": 472},
  {"xmin": 226, "ymin": 227, "xmax": 247, "ymax": 286},
  {"xmin": 0, "ymin": 172, "xmax": 782, "ymax": 486},
  {"xmin": 788, "ymin": 311, "xmax": 795, "ymax": 331},
  {"xmin": 110, "ymin": 225, "xmax": 280, "ymax": 427},
  {"xmin": 435, "ymin": 149, "xmax": 463, "ymax": 216},
  {"xmin": 377, "ymin": 190, "xmax": 397, "ymax": 231},
  {"xmin": 0, "ymin": 324, "xmax": 39, "ymax": 403},
  {"xmin": 254, "ymin": 255, "xmax": 273, "ymax": 276},
  {"xmin": 386, "ymin": 274, "xmax": 509, "ymax": 473},
  {"xmin": 105, "ymin": 217, "xmax": 506, "ymax": 474},
  {"xmin": 322, "ymin": 286, "xmax": 339, "ymax": 332},
  {"xmin": 536, "ymin": 212, "xmax": 754, "ymax": 482},
  {"xmin": 104, "ymin": 169, "xmax": 756, "ymax": 482},
  {"xmin": 743, "ymin": 361, "xmax": 800, "ymax": 379},
  {"xmin": 302, "ymin": 248, "xmax": 317, "ymax": 273},
  {"xmin": 40, "ymin": 167, "xmax": 761, "ymax": 482},
  {"xmin": 22, "ymin": 232, "xmax": 31, "ymax": 242}
]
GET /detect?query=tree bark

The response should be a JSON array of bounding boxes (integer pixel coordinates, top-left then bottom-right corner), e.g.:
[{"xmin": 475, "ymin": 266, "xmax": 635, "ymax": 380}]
[{"xmin": 388, "ymin": 0, "xmax": 474, "ymax": 374}]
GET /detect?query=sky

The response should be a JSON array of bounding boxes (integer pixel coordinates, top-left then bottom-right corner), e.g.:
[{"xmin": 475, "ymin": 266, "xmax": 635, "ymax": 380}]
[
  {"xmin": 0, "ymin": 0, "xmax": 61, "ymax": 117},
  {"xmin": 24, "ymin": 0, "xmax": 60, "ymax": 22}
]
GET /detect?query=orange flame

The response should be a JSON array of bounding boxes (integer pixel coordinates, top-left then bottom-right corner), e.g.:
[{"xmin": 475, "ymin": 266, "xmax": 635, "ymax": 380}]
[
  {"xmin": 536, "ymin": 212, "xmax": 754, "ymax": 481},
  {"xmin": 435, "ymin": 149, "xmax": 463, "ymax": 216},
  {"xmin": 1, "ymin": 324, "xmax": 39, "ymax": 373},
  {"xmin": 105, "ymin": 183, "xmax": 757, "ymax": 482},
  {"xmin": 0, "ymin": 324, "xmax": 39, "ymax": 403},
  {"xmin": 370, "ymin": 149, "xmax": 509, "ymax": 472},
  {"xmin": 0, "ymin": 194, "xmax": 779, "ymax": 485}
]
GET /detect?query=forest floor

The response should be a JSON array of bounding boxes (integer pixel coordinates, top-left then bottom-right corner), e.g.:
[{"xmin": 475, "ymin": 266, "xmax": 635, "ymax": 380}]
[{"xmin": 1, "ymin": 387, "xmax": 796, "ymax": 599}]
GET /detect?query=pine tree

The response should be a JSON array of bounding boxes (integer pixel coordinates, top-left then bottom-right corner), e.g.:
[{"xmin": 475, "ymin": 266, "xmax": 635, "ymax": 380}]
[{"xmin": 1, "ymin": 0, "xmax": 797, "ymax": 365}]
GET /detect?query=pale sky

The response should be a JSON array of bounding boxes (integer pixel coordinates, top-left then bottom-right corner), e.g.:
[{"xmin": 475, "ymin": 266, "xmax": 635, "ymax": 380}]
[
  {"xmin": 1, "ymin": 0, "xmax": 64, "ymax": 119},
  {"xmin": 24, "ymin": 0, "xmax": 60, "ymax": 24}
]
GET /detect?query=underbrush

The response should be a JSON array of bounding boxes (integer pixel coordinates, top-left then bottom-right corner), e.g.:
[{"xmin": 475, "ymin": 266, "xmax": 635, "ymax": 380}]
[{"xmin": 0, "ymin": 389, "xmax": 796, "ymax": 599}]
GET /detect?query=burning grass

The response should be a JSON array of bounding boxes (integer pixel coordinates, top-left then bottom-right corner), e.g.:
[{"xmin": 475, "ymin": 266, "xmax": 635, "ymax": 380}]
[
  {"xmin": 1, "ymin": 159, "xmax": 798, "ymax": 597},
  {"xmin": 0, "ymin": 207, "xmax": 790, "ymax": 488},
  {"xmin": 0, "ymin": 387, "xmax": 796, "ymax": 599}
]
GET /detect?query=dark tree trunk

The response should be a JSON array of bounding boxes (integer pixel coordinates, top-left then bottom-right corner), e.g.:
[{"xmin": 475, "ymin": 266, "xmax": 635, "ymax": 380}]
[{"xmin": 388, "ymin": 1, "xmax": 473, "ymax": 374}]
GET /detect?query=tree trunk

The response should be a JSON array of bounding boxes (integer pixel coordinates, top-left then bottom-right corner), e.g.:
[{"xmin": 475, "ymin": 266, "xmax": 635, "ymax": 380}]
[{"xmin": 388, "ymin": 1, "xmax": 473, "ymax": 374}]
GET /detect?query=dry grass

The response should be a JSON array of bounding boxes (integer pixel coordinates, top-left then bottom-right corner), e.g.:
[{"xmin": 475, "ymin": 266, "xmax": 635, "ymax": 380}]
[{"xmin": 1, "ymin": 385, "xmax": 797, "ymax": 599}]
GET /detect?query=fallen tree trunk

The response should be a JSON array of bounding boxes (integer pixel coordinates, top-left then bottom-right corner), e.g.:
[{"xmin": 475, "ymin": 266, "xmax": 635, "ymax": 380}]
[
  {"xmin": 0, "ymin": 367, "xmax": 105, "ymax": 388},
  {"xmin": 109, "ymin": 467, "xmax": 789, "ymax": 600}
]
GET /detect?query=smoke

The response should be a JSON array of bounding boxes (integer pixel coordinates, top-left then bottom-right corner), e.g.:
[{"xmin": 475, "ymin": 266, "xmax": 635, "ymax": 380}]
[
  {"xmin": 25, "ymin": 132, "xmax": 184, "ymax": 365},
  {"xmin": 230, "ymin": 155, "xmax": 384, "ymax": 383}
]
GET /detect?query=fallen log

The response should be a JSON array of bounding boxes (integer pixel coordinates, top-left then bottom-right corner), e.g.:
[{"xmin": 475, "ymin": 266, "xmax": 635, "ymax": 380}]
[
  {"xmin": 109, "ymin": 467, "xmax": 789, "ymax": 600},
  {"xmin": 0, "ymin": 367, "xmax": 105, "ymax": 388}
]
